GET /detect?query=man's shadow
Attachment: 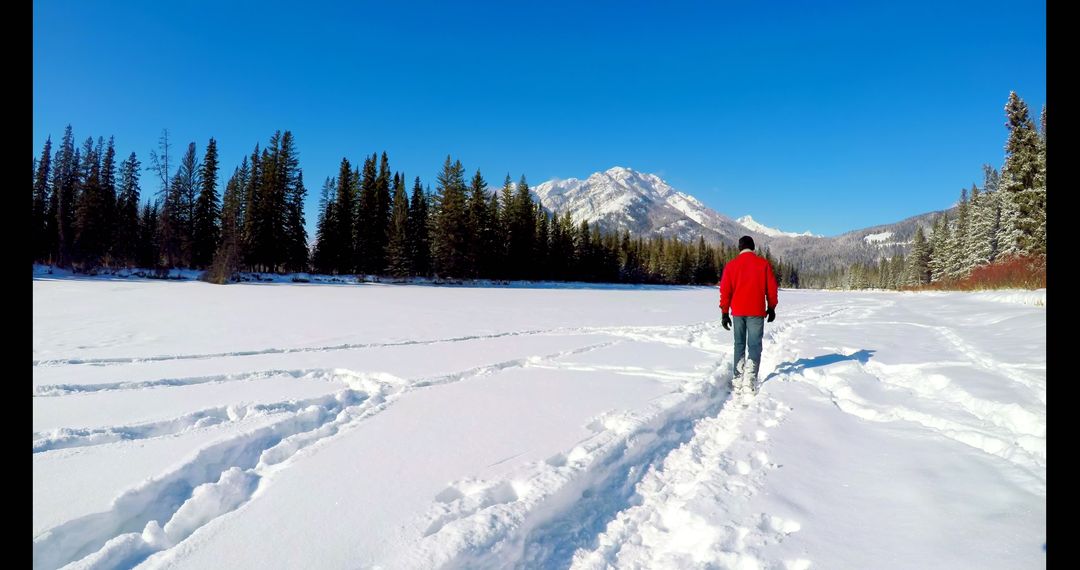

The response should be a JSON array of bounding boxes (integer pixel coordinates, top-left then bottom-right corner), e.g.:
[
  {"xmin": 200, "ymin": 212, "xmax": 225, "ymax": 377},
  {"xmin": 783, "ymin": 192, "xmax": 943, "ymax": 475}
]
[{"xmin": 762, "ymin": 349, "xmax": 876, "ymax": 385}]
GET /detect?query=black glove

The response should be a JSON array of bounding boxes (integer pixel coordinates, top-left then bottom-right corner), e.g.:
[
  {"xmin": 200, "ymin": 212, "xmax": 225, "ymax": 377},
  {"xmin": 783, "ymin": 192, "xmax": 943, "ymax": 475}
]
[
  {"xmin": 721, "ymin": 313, "xmax": 731, "ymax": 330},
  {"xmin": 766, "ymin": 307, "xmax": 776, "ymax": 323}
]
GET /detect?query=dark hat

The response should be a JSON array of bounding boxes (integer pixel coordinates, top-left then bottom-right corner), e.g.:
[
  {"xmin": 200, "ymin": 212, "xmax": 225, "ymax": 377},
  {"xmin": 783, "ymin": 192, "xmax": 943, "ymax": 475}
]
[{"xmin": 738, "ymin": 235, "xmax": 755, "ymax": 251}]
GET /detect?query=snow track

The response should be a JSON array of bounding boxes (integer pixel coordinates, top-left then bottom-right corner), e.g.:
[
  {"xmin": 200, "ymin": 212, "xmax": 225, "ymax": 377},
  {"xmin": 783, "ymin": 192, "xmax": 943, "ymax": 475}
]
[{"xmin": 33, "ymin": 282, "xmax": 1045, "ymax": 569}]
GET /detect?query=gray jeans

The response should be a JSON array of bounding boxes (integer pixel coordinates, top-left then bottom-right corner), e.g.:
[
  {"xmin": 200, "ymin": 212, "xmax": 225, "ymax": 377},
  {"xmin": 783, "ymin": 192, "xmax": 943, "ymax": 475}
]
[{"xmin": 733, "ymin": 316, "xmax": 764, "ymax": 378}]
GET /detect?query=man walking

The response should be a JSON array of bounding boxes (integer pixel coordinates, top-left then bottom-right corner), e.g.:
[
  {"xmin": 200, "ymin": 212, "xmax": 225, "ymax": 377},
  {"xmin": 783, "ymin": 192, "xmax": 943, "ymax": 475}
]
[{"xmin": 719, "ymin": 236, "xmax": 779, "ymax": 397}]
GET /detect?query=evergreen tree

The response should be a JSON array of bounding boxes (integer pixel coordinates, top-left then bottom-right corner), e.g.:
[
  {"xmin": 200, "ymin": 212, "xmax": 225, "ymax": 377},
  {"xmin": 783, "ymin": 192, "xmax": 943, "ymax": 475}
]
[
  {"xmin": 574, "ymin": 220, "xmax": 592, "ymax": 281},
  {"xmin": 947, "ymin": 188, "xmax": 970, "ymax": 278},
  {"xmin": 928, "ymin": 214, "xmax": 951, "ymax": 283},
  {"xmin": 467, "ymin": 169, "xmax": 493, "ymax": 277},
  {"xmin": 386, "ymin": 172, "xmax": 411, "ymax": 276},
  {"xmin": 905, "ymin": 226, "xmax": 930, "ymax": 285},
  {"xmin": 998, "ymin": 92, "xmax": 1045, "ymax": 256},
  {"xmin": 370, "ymin": 152, "xmax": 391, "ymax": 273},
  {"xmin": 248, "ymin": 133, "xmax": 292, "ymax": 272},
  {"xmin": 287, "ymin": 170, "xmax": 309, "ymax": 272},
  {"xmin": 114, "ymin": 153, "xmax": 142, "ymax": 266},
  {"xmin": 507, "ymin": 175, "xmax": 535, "ymax": 279},
  {"xmin": 692, "ymin": 236, "xmax": 718, "ymax": 284},
  {"xmin": 432, "ymin": 156, "xmax": 469, "ymax": 277},
  {"xmin": 534, "ymin": 206, "xmax": 550, "ymax": 279},
  {"xmin": 311, "ymin": 177, "xmax": 337, "ymax": 274},
  {"xmin": 355, "ymin": 154, "xmax": 379, "ymax": 274},
  {"xmin": 162, "ymin": 141, "xmax": 200, "ymax": 266},
  {"xmin": 552, "ymin": 211, "xmax": 575, "ymax": 280},
  {"xmin": 33, "ymin": 137, "xmax": 52, "ymax": 262},
  {"xmin": 74, "ymin": 136, "xmax": 111, "ymax": 268},
  {"xmin": 100, "ymin": 137, "xmax": 117, "ymax": 263},
  {"xmin": 496, "ymin": 174, "xmax": 515, "ymax": 277},
  {"xmin": 964, "ymin": 184, "xmax": 991, "ymax": 270},
  {"xmin": 136, "ymin": 201, "xmax": 161, "ymax": 268},
  {"xmin": 890, "ymin": 254, "xmax": 905, "ymax": 289},
  {"xmin": 53, "ymin": 126, "xmax": 78, "ymax": 267},
  {"xmin": 407, "ymin": 176, "xmax": 431, "ymax": 276},
  {"xmin": 332, "ymin": 158, "xmax": 355, "ymax": 273},
  {"xmin": 241, "ymin": 144, "xmax": 262, "ymax": 267},
  {"xmin": 207, "ymin": 168, "xmax": 244, "ymax": 283},
  {"xmin": 487, "ymin": 189, "xmax": 503, "ymax": 276},
  {"xmin": 192, "ymin": 138, "xmax": 221, "ymax": 268}
]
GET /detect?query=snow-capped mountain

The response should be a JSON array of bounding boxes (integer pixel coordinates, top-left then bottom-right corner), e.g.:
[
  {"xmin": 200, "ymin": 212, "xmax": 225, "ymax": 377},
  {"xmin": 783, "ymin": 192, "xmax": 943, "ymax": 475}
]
[
  {"xmin": 735, "ymin": 216, "xmax": 819, "ymax": 238},
  {"xmin": 532, "ymin": 166, "xmax": 949, "ymax": 272},
  {"xmin": 531, "ymin": 166, "xmax": 760, "ymax": 244}
]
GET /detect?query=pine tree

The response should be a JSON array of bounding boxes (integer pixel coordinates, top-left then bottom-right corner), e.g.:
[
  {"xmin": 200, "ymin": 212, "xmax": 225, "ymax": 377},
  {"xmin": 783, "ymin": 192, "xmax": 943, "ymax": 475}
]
[
  {"xmin": 496, "ymin": 175, "xmax": 515, "ymax": 278},
  {"xmin": 237, "ymin": 145, "xmax": 259, "ymax": 268},
  {"xmin": 487, "ymin": 189, "xmax": 502, "ymax": 277},
  {"xmin": 534, "ymin": 206, "xmax": 550, "ymax": 279},
  {"xmin": 507, "ymin": 175, "xmax": 536, "ymax": 279},
  {"xmin": 948, "ymin": 188, "xmax": 970, "ymax": 278},
  {"xmin": 100, "ymin": 137, "xmax": 117, "ymax": 263},
  {"xmin": 192, "ymin": 138, "xmax": 221, "ymax": 269},
  {"xmin": 574, "ymin": 220, "xmax": 592, "ymax": 281},
  {"xmin": 370, "ymin": 152, "xmax": 391, "ymax": 274},
  {"xmin": 466, "ymin": 169, "xmax": 492, "ymax": 278},
  {"xmin": 407, "ymin": 176, "xmax": 430, "ymax": 276},
  {"xmin": 928, "ymin": 214, "xmax": 951, "ymax": 283},
  {"xmin": 136, "ymin": 201, "xmax": 161, "ymax": 268},
  {"xmin": 208, "ymin": 165, "xmax": 246, "ymax": 282},
  {"xmin": 905, "ymin": 226, "xmax": 930, "ymax": 285},
  {"xmin": 113, "ymin": 153, "xmax": 142, "ymax": 266},
  {"xmin": 890, "ymin": 254, "xmax": 905, "ymax": 289},
  {"xmin": 159, "ymin": 141, "xmax": 200, "ymax": 267},
  {"xmin": 1034, "ymin": 105, "xmax": 1046, "ymax": 254},
  {"xmin": 74, "ymin": 136, "xmax": 110, "ymax": 268},
  {"xmin": 250, "ymin": 131, "xmax": 292, "ymax": 272},
  {"xmin": 311, "ymin": 177, "xmax": 337, "ymax": 274},
  {"xmin": 386, "ymin": 172, "xmax": 411, "ymax": 276},
  {"xmin": 33, "ymin": 137, "xmax": 52, "ymax": 262},
  {"xmin": 355, "ymin": 154, "xmax": 379, "ymax": 274},
  {"xmin": 432, "ymin": 156, "xmax": 469, "ymax": 277},
  {"xmin": 287, "ymin": 170, "xmax": 309, "ymax": 272},
  {"xmin": 332, "ymin": 158, "xmax": 355, "ymax": 273},
  {"xmin": 998, "ymin": 92, "xmax": 1045, "ymax": 256},
  {"xmin": 53, "ymin": 126, "xmax": 78, "ymax": 267},
  {"xmin": 964, "ymin": 184, "xmax": 991, "ymax": 270}
]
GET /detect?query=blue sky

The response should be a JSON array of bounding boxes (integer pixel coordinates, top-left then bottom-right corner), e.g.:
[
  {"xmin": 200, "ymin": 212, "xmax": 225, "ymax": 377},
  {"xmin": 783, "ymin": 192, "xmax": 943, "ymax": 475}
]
[{"xmin": 33, "ymin": 0, "xmax": 1045, "ymax": 238}]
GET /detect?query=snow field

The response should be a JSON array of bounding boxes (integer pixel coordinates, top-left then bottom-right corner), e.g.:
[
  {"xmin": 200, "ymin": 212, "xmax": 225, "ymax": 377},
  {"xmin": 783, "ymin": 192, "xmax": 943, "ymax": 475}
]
[{"xmin": 33, "ymin": 280, "xmax": 1045, "ymax": 569}]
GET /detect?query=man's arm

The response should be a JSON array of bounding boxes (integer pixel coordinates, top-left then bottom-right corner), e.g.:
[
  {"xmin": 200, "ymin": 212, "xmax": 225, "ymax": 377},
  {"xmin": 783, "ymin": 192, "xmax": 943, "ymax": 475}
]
[
  {"xmin": 718, "ymin": 264, "xmax": 732, "ymax": 314},
  {"xmin": 765, "ymin": 261, "xmax": 778, "ymax": 310}
]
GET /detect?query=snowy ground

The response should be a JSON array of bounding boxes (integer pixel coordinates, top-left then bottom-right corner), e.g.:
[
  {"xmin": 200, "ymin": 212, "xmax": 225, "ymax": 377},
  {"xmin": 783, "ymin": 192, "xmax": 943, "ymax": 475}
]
[{"xmin": 33, "ymin": 277, "xmax": 1046, "ymax": 569}]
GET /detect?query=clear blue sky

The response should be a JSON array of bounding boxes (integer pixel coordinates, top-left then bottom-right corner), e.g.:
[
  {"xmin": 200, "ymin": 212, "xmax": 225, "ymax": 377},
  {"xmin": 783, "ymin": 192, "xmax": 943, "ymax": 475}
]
[{"xmin": 33, "ymin": 0, "xmax": 1045, "ymax": 238}]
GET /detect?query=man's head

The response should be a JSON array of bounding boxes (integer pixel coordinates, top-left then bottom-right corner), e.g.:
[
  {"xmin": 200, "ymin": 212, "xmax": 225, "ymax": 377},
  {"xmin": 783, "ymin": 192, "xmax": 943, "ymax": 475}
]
[{"xmin": 738, "ymin": 235, "xmax": 755, "ymax": 252}]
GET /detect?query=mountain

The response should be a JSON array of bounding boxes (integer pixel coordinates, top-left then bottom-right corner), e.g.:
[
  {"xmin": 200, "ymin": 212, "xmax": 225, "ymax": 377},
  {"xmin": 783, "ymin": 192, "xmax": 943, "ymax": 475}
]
[
  {"xmin": 531, "ymin": 167, "xmax": 948, "ymax": 272},
  {"xmin": 735, "ymin": 216, "xmax": 819, "ymax": 238},
  {"xmin": 531, "ymin": 167, "xmax": 753, "ymax": 244}
]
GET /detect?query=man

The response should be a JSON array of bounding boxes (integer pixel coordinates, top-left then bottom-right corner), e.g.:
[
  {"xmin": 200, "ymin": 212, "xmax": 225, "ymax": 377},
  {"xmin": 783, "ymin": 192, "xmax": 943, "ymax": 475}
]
[{"xmin": 719, "ymin": 235, "xmax": 778, "ymax": 397}]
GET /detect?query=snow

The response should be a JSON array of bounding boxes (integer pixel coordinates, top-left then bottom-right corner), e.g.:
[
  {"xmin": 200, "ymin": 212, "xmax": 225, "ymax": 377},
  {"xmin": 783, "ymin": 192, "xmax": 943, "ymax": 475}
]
[
  {"xmin": 736, "ymin": 215, "xmax": 820, "ymax": 238},
  {"xmin": 863, "ymin": 231, "xmax": 894, "ymax": 243},
  {"xmin": 530, "ymin": 167, "xmax": 741, "ymax": 242},
  {"xmin": 33, "ymin": 277, "xmax": 1045, "ymax": 569}
]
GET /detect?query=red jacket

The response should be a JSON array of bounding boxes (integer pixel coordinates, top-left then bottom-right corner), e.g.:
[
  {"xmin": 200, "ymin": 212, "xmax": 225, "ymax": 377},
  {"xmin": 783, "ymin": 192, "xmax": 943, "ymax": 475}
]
[{"xmin": 718, "ymin": 251, "xmax": 779, "ymax": 317}]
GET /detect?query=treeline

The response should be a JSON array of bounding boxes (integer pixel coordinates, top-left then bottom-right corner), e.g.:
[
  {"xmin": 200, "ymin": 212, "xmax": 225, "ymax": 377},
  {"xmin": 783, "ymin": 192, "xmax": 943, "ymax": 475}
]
[
  {"xmin": 35, "ymin": 128, "xmax": 803, "ymax": 286},
  {"xmin": 31, "ymin": 127, "xmax": 308, "ymax": 276},
  {"xmin": 803, "ymin": 91, "xmax": 1046, "ymax": 290},
  {"xmin": 308, "ymin": 154, "xmax": 798, "ymax": 285}
]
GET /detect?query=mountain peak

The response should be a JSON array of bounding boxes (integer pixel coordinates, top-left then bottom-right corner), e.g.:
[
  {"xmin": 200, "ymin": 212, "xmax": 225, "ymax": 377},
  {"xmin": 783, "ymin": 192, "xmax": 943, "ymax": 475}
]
[
  {"xmin": 531, "ymin": 167, "xmax": 740, "ymax": 244},
  {"xmin": 736, "ymin": 215, "xmax": 820, "ymax": 239}
]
